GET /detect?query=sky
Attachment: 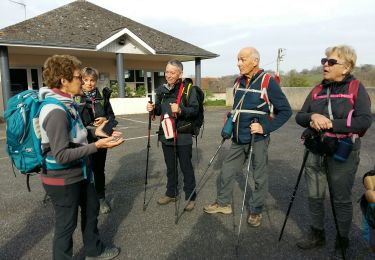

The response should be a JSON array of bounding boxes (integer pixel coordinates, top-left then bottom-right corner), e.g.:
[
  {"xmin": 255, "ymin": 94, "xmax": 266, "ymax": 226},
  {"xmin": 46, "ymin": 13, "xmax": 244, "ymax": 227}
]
[{"xmin": 0, "ymin": 0, "xmax": 374, "ymax": 77}]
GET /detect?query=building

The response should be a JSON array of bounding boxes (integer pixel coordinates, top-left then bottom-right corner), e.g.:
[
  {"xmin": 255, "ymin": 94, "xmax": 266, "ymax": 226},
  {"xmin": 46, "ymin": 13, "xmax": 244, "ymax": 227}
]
[{"xmin": 0, "ymin": 0, "xmax": 218, "ymax": 117}]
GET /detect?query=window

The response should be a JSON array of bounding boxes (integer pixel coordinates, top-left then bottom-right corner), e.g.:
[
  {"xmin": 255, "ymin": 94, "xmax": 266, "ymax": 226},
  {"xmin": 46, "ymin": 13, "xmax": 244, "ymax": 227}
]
[
  {"xmin": 9, "ymin": 67, "xmax": 42, "ymax": 96},
  {"xmin": 124, "ymin": 69, "xmax": 146, "ymax": 97},
  {"xmin": 10, "ymin": 69, "xmax": 28, "ymax": 95}
]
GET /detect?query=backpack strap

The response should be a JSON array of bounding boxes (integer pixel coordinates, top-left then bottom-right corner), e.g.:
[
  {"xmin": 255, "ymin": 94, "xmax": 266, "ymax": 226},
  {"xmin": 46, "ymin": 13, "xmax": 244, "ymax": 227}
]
[
  {"xmin": 311, "ymin": 82, "xmax": 358, "ymax": 104},
  {"xmin": 260, "ymin": 73, "xmax": 271, "ymax": 104},
  {"xmin": 176, "ymin": 80, "xmax": 193, "ymax": 106},
  {"xmin": 258, "ymin": 73, "xmax": 274, "ymax": 118},
  {"xmin": 311, "ymin": 84, "xmax": 324, "ymax": 101},
  {"xmin": 176, "ymin": 81, "xmax": 185, "ymax": 106},
  {"xmin": 346, "ymin": 79, "xmax": 360, "ymax": 128}
]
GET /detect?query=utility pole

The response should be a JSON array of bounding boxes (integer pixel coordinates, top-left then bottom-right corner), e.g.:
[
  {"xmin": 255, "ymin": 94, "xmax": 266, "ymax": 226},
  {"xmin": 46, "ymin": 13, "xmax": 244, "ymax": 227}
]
[
  {"xmin": 9, "ymin": 0, "xmax": 26, "ymax": 20},
  {"xmin": 276, "ymin": 48, "xmax": 286, "ymax": 76}
]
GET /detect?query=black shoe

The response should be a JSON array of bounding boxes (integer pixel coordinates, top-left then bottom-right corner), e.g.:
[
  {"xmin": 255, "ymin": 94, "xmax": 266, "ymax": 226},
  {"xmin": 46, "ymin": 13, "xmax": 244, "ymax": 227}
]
[
  {"xmin": 296, "ymin": 226, "xmax": 326, "ymax": 249},
  {"xmin": 85, "ymin": 247, "xmax": 120, "ymax": 260}
]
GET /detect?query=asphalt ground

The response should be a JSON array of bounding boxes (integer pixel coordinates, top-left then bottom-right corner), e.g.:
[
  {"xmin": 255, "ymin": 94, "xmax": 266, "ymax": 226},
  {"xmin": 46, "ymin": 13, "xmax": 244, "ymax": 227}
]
[{"xmin": 0, "ymin": 107, "xmax": 374, "ymax": 260}]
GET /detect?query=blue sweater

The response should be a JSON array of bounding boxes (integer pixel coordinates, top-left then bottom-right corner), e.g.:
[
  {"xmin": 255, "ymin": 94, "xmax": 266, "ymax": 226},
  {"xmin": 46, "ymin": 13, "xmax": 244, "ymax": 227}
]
[{"xmin": 232, "ymin": 70, "xmax": 292, "ymax": 144}]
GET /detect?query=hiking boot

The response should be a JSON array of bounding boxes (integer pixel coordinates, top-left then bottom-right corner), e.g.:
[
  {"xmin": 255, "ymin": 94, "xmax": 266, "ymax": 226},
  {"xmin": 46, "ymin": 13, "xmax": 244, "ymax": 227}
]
[
  {"xmin": 203, "ymin": 202, "xmax": 232, "ymax": 214},
  {"xmin": 184, "ymin": 201, "xmax": 195, "ymax": 211},
  {"xmin": 157, "ymin": 195, "xmax": 176, "ymax": 205},
  {"xmin": 99, "ymin": 198, "xmax": 111, "ymax": 214},
  {"xmin": 247, "ymin": 213, "xmax": 262, "ymax": 227},
  {"xmin": 296, "ymin": 226, "xmax": 325, "ymax": 249},
  {"xmin": 333, "ymin": 236, "xmax": 349, "ymax": 259},
  {"xmin": 85, "ymin": 246, "xmax": 120, "ymax": 260}
]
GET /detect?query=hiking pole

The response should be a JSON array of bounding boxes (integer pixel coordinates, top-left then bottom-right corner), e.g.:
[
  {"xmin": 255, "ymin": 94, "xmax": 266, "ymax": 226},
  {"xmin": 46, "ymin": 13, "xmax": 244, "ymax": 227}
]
[
  {"xmin": 175, "ymin": 138, "xmax": 226, "ymax": 224},
  {"xmin": 143, "ymin": 96, "xmax": 153, "ymax": 211},
  {"xmin": 278, "ymin": 149, "xmax": 309, "ymax": 241},
  {"xmin": 235, "ymin": 132, "xmax": 256, "ymax": 254},
  {"xmin": 174, "ymin": 128, "xmax": 181, "ymax": 218},
  {"xmin": 325, "ymin": 158, "xmax": 346, "ymax": 260}
]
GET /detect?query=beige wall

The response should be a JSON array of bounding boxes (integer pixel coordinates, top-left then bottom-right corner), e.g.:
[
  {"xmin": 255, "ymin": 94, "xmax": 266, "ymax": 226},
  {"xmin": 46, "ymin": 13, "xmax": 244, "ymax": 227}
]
[{"xmin": 226, "ymin": 87, "xmax": 375, "ymax": 113}]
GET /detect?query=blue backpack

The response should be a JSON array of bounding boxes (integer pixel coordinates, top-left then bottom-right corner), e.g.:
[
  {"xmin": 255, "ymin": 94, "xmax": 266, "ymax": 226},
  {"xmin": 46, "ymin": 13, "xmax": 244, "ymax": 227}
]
[{"xmin": 4, "ymin": 90, "xmax": 75, "ymax": 190}]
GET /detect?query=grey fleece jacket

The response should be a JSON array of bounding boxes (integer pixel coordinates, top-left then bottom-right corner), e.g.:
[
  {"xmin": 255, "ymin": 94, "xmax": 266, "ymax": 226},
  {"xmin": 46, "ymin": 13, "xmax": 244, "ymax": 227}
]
[{"xmin": 38, "ymin": 87, "xmax": 97, "ymax": 186}]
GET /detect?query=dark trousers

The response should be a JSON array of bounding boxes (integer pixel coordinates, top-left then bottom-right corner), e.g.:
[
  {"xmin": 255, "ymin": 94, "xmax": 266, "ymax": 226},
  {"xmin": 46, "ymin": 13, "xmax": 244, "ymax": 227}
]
[
  {"xmin": 162, "ymin": 143, "xmax": 196, "ymax": 200},
  {"xmin": 92, "ymin": 148, "xmax": 108, "ymax": 199},
  {"xmin": 43, "ymin": 180, "xmax": 104, "ymax": 260},
  {"xmin": 305, "ymin": 150, "xmax": 360, "ymax": 237}
]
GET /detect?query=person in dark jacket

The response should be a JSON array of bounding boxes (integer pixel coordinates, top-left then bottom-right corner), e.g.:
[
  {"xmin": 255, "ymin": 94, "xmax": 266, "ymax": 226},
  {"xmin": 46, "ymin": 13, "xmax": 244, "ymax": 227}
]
[
  {"xmin": 75, "ymin": 67, "xmax": 116, "ymax": 214},
  {"xmin": 146, "ymin": 60, "xmax": 199, "ymax": 211},
  {"xmin": 295, "ymin": 45, "xmax": 372, "ymax": 258},
  {"xmin": 204, "ymin": 47, "xmax": 292, "ymax": 228},
  {"xmin": 39, "ymin": 55, "xmax": 124, "ymax": 260}
]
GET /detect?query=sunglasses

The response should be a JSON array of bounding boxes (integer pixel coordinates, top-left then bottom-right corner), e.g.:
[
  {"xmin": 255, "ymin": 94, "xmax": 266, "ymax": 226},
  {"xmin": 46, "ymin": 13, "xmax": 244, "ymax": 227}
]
[{"xmin": 321, "ymin": 58, "xmax": 343, "ymax": 66}]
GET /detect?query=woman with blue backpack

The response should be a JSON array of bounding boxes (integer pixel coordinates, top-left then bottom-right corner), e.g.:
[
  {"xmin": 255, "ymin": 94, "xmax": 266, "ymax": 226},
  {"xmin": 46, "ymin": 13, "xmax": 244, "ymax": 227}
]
[{"xmin": 39, "ymin": 55, "xmax": 124, "ymax": 260}]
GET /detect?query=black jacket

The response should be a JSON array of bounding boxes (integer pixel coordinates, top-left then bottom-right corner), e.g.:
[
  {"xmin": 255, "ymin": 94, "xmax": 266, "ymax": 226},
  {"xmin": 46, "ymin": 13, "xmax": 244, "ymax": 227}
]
[
  {"xmin": 75, "ymin": 87, "xmax": 115, "ymax": 142},
  {"xmin": 154, "ymin": 79, "xmax": 199, "ymax": 146},
  {"xmin": 295, "ymin": 75, "xmax": 372, "ymax": 150},
  {"xmin": 76, "ymin": 87, "xmax": 115, "ymax": 127}
]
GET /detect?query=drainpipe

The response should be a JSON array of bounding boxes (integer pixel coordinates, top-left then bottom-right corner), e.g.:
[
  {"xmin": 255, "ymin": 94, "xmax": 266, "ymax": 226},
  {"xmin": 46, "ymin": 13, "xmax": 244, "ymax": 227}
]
[
  {"xmin": 0, "ymin": 46, "xmax": 11, "ymax": 109},
  {"xmin": 116, "ymin": 53, "xmax": 125, "ymax": 98},
  {"xmin": 194, "ymin": 57, "xmax": 201, "ymax": 87}
]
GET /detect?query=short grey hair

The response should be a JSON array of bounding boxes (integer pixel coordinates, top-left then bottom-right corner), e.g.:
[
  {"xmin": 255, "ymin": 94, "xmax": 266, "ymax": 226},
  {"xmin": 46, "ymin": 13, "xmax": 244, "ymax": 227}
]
[
  {"xmin": 167, "ymin": 59, "xmax": 183, "ymax": 72},
  {"xmin": 325, "ymin": 45, "xmax": 357, "ymax": 73}
]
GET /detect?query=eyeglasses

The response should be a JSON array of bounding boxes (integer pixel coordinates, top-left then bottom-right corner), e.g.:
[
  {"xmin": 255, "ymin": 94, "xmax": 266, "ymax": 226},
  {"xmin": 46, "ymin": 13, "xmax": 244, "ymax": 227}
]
[{"xmin": 321, "ymin": 58, "xmax": 343, "ymax": 66}]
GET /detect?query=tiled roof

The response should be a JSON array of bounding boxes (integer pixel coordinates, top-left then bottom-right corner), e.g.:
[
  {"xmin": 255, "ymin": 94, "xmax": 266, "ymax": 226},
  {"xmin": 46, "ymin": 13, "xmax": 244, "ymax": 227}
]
[{"xmin": 0, "ymin": 1, "xmax": 218, "ymax": 58}]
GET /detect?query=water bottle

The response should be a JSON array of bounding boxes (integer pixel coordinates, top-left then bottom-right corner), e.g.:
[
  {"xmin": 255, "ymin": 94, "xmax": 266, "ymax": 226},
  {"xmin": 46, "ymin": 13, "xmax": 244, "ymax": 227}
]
[
  {"xmin": 221, "ymin": 112, "xmax": 234, "ymax": 139},
  {"xmin": 161, "ymin": 113, "xmax": 175, "ymax": 139}
]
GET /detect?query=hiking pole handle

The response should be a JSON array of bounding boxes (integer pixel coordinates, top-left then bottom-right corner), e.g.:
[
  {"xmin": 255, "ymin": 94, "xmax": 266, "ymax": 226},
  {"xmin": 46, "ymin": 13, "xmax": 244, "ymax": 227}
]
[
  {"xmin": 278, "ymin": 149, "xmax": 309, "ymax": 241},
  {"xmin": 148, "ymin": 96, "xmax": 153, "ymax": 130}
]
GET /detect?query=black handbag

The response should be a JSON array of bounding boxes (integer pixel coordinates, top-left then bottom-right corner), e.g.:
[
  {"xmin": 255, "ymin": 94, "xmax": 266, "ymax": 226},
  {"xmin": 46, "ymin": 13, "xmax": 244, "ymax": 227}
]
[{"xmin": 301, "ymin": 128, "xmax": 338, "ymax": 155}]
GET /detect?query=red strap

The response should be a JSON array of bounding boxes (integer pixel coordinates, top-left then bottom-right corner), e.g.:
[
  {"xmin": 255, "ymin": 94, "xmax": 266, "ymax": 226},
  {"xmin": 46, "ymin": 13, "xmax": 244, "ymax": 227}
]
[
  {"xmin": 314, "ymin": 93, "xmax": 353, "ymax": 100},
  {"xmin": 312, "ymin": 80, "xmax": 360, "ymax": 104},
  {"xmin": 261, "ymin": 74, "xmax": 271, "ymax": 89},
  {"xmin": 261, "ymin": 74, "xmax": 271, "ymax": 104},
  {"xmin": 176, "ymin": 82, "xmax": 185, "ymax": 106},
  {"xmin": 348, "ymin": 79, "xmax": 360, "ymax": 106},
  {"xmin": 311, "ymin": 84, "xmax": 323, "ymax": 101},
  {"xmin": 173, "ymin": 82, "xmax": 185, "ymax": 118}
]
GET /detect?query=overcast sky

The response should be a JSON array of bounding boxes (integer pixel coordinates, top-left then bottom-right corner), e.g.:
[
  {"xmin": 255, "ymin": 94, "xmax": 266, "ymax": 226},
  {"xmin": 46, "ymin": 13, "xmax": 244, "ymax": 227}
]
[{"xmin": 0, "ymin": 0, "xmax": 374, "ymax": 77}]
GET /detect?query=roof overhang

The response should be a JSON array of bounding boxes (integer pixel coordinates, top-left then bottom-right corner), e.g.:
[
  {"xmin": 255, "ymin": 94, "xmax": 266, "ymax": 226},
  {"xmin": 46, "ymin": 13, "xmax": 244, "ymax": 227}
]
[
  {"xmin": 96, "ymin": 28, "xmax": 156, "ymax": 54},
  {"xmin": 3, "ymin": 45, "xmax": 202, "ymax": 63}
]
